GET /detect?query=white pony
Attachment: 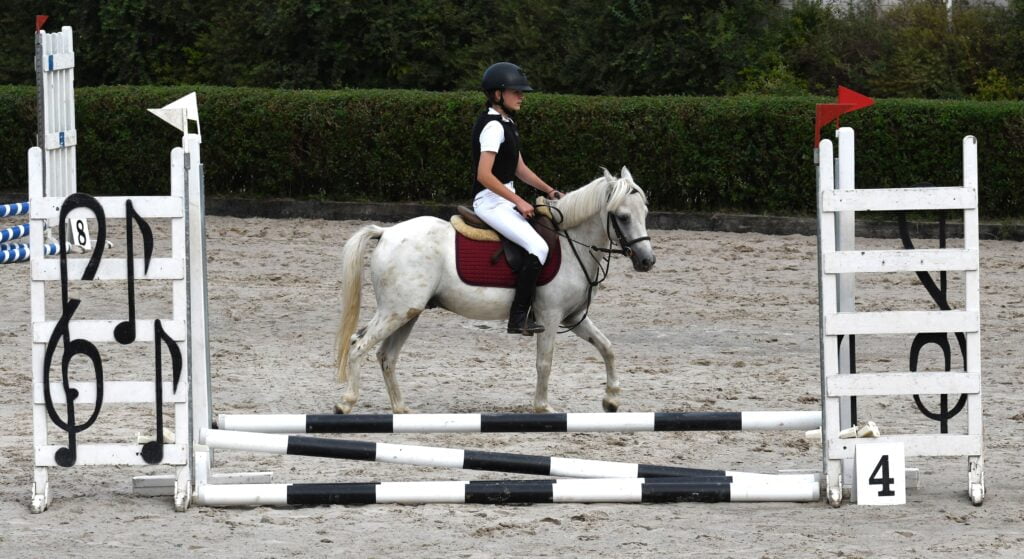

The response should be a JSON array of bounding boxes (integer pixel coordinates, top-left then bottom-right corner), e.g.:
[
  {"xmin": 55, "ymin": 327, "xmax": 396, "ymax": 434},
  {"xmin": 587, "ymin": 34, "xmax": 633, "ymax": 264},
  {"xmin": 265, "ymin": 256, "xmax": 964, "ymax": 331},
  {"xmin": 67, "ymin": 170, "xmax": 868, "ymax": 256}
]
[{"xmin": 335, "ymin": 167, "xmax": 655, "ymax": 414}]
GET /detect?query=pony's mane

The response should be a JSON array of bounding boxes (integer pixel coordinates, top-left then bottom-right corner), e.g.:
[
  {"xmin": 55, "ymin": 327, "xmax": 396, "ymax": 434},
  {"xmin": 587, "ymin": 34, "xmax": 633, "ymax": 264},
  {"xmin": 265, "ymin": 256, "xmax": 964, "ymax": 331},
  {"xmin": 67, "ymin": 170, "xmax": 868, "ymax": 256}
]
[{"xmin": 550, "ymin": 170, "xmax": 647, "ymax": 229}]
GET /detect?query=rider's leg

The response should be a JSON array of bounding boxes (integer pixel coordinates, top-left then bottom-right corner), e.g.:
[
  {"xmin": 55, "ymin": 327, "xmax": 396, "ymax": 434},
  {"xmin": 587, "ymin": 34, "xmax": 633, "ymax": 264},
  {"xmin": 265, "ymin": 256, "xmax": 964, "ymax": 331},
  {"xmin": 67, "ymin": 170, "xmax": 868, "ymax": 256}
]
[
  {"xmin": 508, "ymin": 253, "xmax": 544, "ymax": 335},
  {"xmin": 473, "ymin": 200, "xmax": 548, "ymax": 335}
]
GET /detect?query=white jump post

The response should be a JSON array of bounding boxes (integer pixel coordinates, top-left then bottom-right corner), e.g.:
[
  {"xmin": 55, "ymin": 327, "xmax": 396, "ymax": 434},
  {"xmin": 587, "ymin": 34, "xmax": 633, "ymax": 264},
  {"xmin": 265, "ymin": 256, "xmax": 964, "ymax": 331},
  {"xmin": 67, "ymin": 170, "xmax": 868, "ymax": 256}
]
[
  {"xmin": 817, "ymin": 127, "xmax": 984, "ymax": 506},
  {"xmin": 35, "ymin": 23, "xmax": 77, "ymax": 199}
]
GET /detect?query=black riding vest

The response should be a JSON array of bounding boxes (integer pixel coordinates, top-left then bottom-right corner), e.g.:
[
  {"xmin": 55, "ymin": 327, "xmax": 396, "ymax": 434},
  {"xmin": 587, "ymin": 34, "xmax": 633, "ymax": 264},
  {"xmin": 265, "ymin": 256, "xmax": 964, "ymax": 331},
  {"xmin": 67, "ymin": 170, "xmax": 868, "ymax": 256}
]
[{"xmin": 471, "ymin": 111, "xmax": 520, "ymax": 196}]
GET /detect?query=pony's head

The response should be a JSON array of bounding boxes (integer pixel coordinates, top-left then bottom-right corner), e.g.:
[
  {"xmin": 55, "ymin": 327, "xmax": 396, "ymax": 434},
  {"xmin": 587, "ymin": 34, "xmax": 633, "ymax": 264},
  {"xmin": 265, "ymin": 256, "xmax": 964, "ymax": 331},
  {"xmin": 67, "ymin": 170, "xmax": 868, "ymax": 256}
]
[{"xmin": 553, "ymin": 166, "xmax": 655, "ymax": 272}]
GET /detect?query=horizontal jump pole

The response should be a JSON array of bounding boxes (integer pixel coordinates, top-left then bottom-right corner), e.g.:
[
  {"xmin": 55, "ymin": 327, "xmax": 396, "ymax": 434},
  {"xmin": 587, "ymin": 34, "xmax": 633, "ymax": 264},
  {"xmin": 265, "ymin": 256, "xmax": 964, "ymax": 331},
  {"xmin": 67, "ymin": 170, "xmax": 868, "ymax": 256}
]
[
  {"xmin": 201, "ymin": 429, "xmax": 816, "ymax": 484},
  {"xmin": 196, "ymin": 477, "xmax": 821, "ymax": 507},
  {"xmin": 0, "ymin": 223, "xmax": 29, "ymax": 243},
  {"xmin": 215, "ymin": 411, "xmax": 822, "ymax": 434},
  {"xmin": 0, "ymin": 242, "xmax": 64, "ymax": 264},
  {"xmin": 0, "ymin": 202, "xmax": 29, "ymax": 218}
]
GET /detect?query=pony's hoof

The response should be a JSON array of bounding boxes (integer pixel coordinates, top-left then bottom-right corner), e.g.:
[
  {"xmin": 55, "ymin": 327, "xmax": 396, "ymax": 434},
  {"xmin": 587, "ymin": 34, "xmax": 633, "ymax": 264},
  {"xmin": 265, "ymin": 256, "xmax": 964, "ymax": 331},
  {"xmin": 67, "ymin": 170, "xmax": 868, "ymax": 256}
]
[
  {"xmin": 393, "ymin": 406, "xmax": 412, "ymax": 414},
  {"xmin": 334, "ymin": 402, "xmax": 353, "ymax": 415},
  {"xmin": 534, "ymin": 404, "xmax": 557, "ymax": 413},
  {"xmin": 602, "ymin": 398, "xmax": 619, "ymax": 413}
]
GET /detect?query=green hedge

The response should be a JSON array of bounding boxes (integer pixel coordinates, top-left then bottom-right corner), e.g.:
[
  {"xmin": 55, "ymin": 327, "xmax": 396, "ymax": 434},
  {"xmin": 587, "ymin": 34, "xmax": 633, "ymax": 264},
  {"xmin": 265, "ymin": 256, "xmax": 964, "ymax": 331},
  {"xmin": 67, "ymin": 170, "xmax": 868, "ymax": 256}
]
[{"xmin": 1, "ymin": 85, "xmax": 1022, "ymax": 218}]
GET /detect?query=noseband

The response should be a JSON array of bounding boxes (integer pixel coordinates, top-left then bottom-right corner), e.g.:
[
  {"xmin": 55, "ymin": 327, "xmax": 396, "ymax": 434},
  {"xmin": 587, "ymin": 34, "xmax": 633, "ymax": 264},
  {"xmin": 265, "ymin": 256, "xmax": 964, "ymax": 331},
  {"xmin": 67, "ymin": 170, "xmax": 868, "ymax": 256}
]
[{"xmin": 604, "ymin": 213, "xmax": 651, "ymax": 258}]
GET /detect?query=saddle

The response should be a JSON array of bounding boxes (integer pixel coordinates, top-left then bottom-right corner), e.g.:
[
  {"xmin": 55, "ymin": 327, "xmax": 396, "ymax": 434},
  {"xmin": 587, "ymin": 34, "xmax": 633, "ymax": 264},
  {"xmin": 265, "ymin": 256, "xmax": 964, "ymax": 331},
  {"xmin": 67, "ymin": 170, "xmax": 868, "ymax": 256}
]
[{"xmin": 451, "ymin": 200, "xmax": 561, "ymax": 288}]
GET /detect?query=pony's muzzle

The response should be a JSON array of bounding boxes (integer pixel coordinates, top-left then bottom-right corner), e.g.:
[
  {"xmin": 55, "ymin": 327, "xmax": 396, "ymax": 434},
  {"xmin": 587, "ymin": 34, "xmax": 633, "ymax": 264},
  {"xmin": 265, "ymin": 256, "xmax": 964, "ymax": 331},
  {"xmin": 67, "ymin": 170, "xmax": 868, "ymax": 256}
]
[{"xmin": 635, "ymin": 254, "xmax": 656, "ymax": 272}]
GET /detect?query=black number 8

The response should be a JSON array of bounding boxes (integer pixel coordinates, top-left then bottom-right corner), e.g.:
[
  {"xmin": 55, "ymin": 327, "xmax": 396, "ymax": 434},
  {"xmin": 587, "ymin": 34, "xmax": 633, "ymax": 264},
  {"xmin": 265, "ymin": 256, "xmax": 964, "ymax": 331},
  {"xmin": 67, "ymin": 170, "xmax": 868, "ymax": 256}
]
[{"xmin": 76, "ymin": 220, "xmax": 87, "ymax": 245}]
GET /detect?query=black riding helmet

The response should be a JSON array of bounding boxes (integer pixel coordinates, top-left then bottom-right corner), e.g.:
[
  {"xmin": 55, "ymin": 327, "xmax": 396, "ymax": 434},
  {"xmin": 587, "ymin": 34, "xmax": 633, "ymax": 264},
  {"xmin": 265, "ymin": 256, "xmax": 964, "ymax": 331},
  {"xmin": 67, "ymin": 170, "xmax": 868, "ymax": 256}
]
[{"xmin": 481, "ymin": 62, "xmax": 534, "ymax": 92}]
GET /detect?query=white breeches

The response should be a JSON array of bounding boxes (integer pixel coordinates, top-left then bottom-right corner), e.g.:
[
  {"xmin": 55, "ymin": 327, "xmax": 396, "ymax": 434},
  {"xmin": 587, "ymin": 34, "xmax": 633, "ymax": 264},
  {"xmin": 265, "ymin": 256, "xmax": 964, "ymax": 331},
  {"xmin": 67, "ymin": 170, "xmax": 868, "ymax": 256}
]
[{"xmin": 474, "ymin": 189, "xmax": 548, "ymax": 264}]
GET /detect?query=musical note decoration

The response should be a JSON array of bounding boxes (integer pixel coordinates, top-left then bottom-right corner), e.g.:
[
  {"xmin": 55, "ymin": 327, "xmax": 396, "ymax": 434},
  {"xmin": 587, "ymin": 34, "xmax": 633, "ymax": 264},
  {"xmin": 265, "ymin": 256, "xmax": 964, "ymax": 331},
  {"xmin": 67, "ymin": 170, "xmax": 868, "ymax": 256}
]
[
  {"xmin": 140, "ymin": 319, "xmax": 182, "ymax": 464},
  {"xmin": 43, "ymin": 194, "xmax": 181, "ymax": 466},
  {"xmin": 898, "ymin": 200, "xmax": 968, "ymax": 434},
  {"xmin": 114, "ymin": 200, "xmax": 154, "ymax": 345}
]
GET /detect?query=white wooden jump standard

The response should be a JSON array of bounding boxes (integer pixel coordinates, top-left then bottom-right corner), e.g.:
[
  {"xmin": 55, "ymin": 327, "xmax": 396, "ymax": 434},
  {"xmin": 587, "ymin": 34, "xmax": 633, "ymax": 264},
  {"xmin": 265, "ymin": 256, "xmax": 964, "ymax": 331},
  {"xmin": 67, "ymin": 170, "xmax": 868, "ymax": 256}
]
[
  {"xmin": 198, "ymin": 476, "xmax": 820, "ymax": 507},
  {"xmin": 216, "ymin": 411, "xmax": 821, "ymax": 434},
  {"xmin": 29, "ymin": 148, "xmax": 192, "ymax": 512},
  {"xmin": 35, "ymin": 25, "xmax": 78, "ymax": 199},
  {"xmin": 817, "ymin": 127, "xmax": 985, "ymax": 506}
]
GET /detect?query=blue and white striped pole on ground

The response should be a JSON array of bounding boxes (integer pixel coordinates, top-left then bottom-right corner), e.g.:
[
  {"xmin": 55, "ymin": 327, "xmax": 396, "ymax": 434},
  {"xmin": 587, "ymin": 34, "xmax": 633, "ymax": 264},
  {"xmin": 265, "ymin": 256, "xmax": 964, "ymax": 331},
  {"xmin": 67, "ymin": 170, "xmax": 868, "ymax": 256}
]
[
  {"xmin": 215, "ymin": 411, "xmax": 821, "ymax": 434},
  {"xmin": 197, "ymin": 476, "xmax": 821, "ymax": 507},
  {"xmin": 0, "ymin": 223, "xmax": 29, "ymax": 243},
  {"xmin": 200, "ymin": 429, "xmax": 815, "ymax": 484},
  {"xmin": 0, "ymin": 244, "xmax": 29, "ymax": 263},
  {"xmin": 0, "ymin": 202, "xmax": 29, "ymax": 218},
  {"xmin": 0, "ymin": 242, "xmax": 64, "ymax": 264}
]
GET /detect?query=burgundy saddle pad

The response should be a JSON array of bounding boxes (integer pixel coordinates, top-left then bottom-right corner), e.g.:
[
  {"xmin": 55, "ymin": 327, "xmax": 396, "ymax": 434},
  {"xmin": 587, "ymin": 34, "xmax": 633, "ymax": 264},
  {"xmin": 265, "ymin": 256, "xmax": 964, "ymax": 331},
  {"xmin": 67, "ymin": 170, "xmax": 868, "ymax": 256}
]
[{"xmin": 454, "ymin": 229, "xmax": 561, "ymax": 288}]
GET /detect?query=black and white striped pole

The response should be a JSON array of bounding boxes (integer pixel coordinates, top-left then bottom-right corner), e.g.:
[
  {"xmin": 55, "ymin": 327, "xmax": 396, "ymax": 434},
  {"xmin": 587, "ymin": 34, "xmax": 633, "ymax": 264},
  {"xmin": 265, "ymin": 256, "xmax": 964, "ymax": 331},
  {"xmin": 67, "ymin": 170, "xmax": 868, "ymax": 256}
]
[
  {"xmin": 215, "ymin": 411, "xmax": 821, "ymax": 434},
  {"xmin": 197, "ymin": 476, "xmax": 820, "ymax": 507},
  {"xmin": 200, "ymin": 429, "xmax": 817, "ymax": 485}
]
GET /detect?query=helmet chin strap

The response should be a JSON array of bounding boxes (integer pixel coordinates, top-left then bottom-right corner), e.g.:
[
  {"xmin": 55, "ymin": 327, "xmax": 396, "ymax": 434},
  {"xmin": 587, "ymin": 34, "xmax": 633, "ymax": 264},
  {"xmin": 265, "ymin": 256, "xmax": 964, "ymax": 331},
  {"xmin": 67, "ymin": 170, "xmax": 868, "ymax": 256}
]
[{"xmin": 496, "ymin": 90, "xmax": 516, "ymax": 116}]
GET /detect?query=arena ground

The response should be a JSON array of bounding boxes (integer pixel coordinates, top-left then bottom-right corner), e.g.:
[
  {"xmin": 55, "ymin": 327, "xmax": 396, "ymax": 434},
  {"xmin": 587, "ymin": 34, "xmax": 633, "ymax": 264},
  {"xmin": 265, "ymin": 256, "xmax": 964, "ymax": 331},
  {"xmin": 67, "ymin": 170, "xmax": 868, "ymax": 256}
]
[{"xmin": 1, "ymin": 216, "xmax": 1021, "ymax": 557}]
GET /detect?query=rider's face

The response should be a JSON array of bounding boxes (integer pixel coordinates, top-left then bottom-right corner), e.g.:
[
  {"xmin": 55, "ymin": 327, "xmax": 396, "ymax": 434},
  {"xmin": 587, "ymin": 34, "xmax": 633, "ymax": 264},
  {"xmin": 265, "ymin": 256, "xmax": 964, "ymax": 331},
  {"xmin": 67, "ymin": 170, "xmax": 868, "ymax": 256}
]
[{"xmin": 494, "ymin": 89, "xmax": 524, "ymax": 112}]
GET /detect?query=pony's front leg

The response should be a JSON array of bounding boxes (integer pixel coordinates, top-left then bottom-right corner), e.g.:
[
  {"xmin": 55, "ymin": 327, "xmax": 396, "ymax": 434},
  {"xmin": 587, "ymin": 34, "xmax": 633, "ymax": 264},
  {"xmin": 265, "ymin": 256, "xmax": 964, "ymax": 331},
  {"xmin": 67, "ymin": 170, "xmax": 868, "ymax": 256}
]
[
  {"xmin": 568, "ymin": 317, "xmax": 619, "ymax": 412},
  {"xmin": 533, "ymin": 329, "xmax": 558, "ymax": 413}
]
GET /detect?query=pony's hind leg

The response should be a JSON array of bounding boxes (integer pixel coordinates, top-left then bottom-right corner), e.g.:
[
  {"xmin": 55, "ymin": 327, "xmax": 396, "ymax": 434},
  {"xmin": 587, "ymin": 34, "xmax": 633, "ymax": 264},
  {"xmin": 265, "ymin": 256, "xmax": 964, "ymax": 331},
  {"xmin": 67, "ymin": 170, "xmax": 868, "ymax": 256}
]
[
  {"xmin": 376, "ymin": 314, "xmax": 420, "ymax": 414},
  {"xmin": 336, "ymin": 310, "xmax": 419, "ymax": 414},
  {"xmin": 567, "ymin": 316, "xmax": 619, "ymax": 412}
]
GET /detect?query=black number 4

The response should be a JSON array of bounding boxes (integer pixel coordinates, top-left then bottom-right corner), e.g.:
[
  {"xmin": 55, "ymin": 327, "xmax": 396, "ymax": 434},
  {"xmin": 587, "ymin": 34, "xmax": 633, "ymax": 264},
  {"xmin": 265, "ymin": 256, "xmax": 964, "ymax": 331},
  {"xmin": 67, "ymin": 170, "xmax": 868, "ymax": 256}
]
[{"xmin": 869, "ymin": 455, "xmax": 896, "ymax": 497}]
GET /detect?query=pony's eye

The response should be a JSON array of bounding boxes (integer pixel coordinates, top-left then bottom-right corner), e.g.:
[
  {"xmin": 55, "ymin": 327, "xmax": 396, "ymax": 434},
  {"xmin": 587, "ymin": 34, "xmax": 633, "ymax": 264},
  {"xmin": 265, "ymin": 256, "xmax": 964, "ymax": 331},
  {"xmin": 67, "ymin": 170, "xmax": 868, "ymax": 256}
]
[{"xmin": 618, "ymin": 214, "xmax": 630, "ymax": 223}]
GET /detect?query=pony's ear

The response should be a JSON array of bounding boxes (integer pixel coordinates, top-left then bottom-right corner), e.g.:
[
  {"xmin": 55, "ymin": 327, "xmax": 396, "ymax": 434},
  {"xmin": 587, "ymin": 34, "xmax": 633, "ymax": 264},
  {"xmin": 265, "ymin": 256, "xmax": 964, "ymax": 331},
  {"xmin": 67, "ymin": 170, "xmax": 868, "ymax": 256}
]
[
  {"xmin": 620, "ymin": 166, "xmax": 632, "ymax": 181},
  {"xmin": 603, "ymin": 168, "xmax": 614, "ymax": 183}
]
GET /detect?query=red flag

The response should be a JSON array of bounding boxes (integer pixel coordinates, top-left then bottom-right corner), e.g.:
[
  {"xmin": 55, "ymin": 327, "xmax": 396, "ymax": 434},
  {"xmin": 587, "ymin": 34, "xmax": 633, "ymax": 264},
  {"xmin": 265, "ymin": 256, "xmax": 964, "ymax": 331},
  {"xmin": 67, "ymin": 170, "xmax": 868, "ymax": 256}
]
[
  {"xmin": 35, "ymin": 15, "xmax": 48, "ymax": 32},
  {"xmin": 814, "ymin": 86, "xmax": 875, "ymax": 147},
  {"xmin": 837, "ymin": 86, "xmax": 874, "ymax": 113},
  {"xmin": 815, "ymin": 104, "xmax": 852, "ymax": 147}
]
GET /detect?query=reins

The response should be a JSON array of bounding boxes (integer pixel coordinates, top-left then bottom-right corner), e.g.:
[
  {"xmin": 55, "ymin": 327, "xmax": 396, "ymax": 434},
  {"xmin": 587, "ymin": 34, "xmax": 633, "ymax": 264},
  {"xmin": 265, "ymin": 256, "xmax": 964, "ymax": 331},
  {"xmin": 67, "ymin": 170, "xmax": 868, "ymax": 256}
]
[{"xmin": 534, "ymin": 203, "xmax": 644, "ymax": 333}]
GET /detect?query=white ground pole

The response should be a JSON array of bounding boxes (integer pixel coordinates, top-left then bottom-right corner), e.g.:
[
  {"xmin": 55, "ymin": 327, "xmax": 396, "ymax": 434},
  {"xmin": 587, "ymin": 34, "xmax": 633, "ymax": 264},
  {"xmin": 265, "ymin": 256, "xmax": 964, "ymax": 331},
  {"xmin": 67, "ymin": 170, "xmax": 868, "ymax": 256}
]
[{"xmin": 817, "ymin": 128, "xmax": 985, "ymax": 507}]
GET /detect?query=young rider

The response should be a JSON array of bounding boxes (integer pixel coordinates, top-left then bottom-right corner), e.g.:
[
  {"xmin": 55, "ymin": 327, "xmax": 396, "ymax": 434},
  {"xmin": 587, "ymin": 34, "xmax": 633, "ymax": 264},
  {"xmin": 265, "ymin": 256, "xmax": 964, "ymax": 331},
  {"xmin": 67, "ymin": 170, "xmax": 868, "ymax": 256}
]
[{"xmin": 471, "ymin": 62, "xmax": 564, "ymax": 336}]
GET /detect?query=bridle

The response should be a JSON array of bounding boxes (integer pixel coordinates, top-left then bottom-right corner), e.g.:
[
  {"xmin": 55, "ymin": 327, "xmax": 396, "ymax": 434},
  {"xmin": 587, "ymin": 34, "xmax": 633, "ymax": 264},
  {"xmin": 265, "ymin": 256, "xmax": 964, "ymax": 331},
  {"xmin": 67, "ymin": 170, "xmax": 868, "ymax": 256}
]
[
  {"xmin": 540, "ymin": 197, "xmax": 650, "ymax": 333},
  {"xmin": 599, "ymin": 212, "xmax": 651, "ymax": 259}
]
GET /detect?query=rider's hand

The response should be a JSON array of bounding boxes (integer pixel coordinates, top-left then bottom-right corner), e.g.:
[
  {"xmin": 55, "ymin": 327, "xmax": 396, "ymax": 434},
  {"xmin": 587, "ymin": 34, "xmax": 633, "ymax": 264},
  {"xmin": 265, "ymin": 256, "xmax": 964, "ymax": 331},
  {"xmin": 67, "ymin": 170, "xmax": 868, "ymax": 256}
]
[{"xmin": 515, "ymin": 199, "xmax": 535, "ymax": 219}]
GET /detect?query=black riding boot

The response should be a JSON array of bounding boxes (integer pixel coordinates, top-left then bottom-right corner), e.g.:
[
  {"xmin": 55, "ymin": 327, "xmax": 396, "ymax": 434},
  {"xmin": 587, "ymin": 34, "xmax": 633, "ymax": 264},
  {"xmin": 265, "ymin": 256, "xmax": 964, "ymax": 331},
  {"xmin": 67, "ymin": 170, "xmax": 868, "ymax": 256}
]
[{"xmin": 507, "ymin": 254, "xmax": 545, "ymax": 335}]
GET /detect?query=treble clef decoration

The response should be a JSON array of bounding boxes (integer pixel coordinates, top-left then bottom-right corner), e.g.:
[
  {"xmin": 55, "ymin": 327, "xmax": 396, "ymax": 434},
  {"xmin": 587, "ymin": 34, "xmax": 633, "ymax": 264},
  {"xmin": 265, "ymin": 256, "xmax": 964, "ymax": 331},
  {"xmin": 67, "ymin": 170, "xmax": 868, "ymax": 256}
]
[
  {"xmin": 898, "ymin": 198, "xmax": 968, "ymax": 434},
  {"xmin": 42, "ymin": 193, "xmax": 108, "ymax": 467}
]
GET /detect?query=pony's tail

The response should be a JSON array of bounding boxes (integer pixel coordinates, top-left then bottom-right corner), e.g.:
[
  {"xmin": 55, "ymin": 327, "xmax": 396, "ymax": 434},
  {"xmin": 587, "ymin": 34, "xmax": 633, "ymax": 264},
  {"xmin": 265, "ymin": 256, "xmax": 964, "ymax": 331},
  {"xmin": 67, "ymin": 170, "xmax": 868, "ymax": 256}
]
[{"xmin": 335, "ymin": 224, "xmax": 386, "ymax": 384}]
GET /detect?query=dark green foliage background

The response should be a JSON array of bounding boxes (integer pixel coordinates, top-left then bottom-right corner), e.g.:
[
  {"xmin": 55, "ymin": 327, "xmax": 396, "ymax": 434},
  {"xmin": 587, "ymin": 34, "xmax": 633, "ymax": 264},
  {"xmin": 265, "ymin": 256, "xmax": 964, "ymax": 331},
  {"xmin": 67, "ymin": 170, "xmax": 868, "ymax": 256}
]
[
  {"xmin": 2, "ymin": 1, "xmax": 1024, "ymax": 99},
  {"xmin": 1, "ymin": 86, "xmax": 1020, "ymax": 217}
]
